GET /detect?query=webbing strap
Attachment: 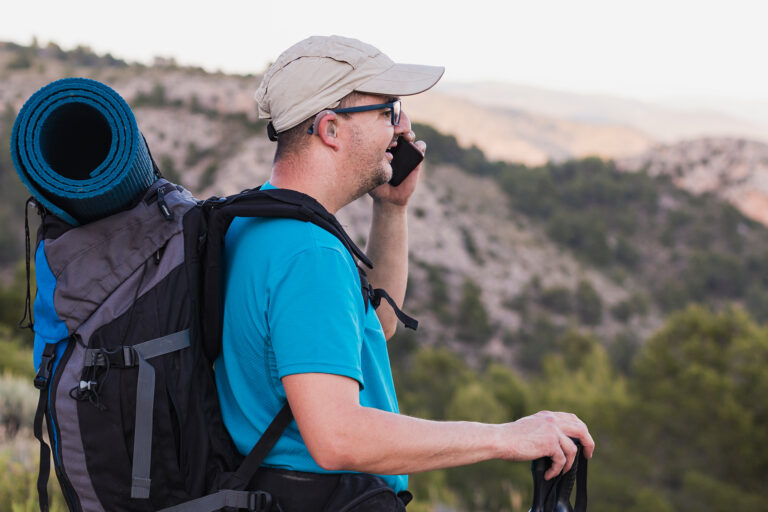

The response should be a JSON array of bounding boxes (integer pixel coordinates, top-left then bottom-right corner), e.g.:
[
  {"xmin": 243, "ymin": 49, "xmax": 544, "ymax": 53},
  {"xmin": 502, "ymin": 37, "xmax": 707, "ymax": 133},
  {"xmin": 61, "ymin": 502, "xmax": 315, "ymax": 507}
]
[
  {"xmin": 130, "ymin": 330, "xmax": 191, "ymax": 499},
  {"xmin": 83, "ymin": 346, "xmax": 136, "ymax": 368},
  {"xmin": 155, "ymin": 405, "xmax": 290, "ymax": 511},
  {"xmin": 34, "ymin": 391, "xmax": 51, "ymax": 512},
  {"xmin": 370, "ymin": 288, "xmax": 419, "ymax": 331},
  {"xmin": 358, "ymin": 267, "xmax": 418, "ymax": 331},
  {"xmin": 230, "ymin": 403, "xmax": 293, "ymax": 489},
  {"xmin": 33, "ymin": 343, "xmax": 57, "ymax": 512},
  {"xmin": 157, "ymin": 490, "xmax": 272, "ymax": 512}
]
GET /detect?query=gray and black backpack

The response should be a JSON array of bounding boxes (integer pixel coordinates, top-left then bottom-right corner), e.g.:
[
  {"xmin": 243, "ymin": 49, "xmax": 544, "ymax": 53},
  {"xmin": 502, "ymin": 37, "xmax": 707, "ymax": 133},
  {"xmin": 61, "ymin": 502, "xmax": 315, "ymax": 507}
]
[{"xmin": 28, "ymin": 178, "xmax": 418, "ymax": 512}]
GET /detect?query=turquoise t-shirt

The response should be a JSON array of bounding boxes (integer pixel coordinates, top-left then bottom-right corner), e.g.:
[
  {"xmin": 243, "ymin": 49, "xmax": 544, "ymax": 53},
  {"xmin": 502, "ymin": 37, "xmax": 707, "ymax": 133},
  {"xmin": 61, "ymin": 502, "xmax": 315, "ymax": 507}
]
[{"xmin": 215, "ymin": 182, "xmax": 407, "ymax": 493}]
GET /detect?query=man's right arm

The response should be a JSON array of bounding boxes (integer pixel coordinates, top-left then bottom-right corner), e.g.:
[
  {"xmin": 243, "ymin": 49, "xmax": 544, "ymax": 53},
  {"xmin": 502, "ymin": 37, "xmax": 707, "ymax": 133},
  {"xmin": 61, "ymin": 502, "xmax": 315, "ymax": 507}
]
[{"xmin": 283, "ymin": 372, "xmax": 594, "ymax": 480}]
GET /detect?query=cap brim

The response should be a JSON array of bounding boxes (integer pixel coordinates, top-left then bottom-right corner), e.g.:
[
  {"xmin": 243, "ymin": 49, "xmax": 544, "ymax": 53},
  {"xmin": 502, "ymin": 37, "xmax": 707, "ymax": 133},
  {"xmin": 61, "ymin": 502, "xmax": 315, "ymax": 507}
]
[{"xmin": 355, "ymin": 63, "xmax": 445, "ymax": 96}]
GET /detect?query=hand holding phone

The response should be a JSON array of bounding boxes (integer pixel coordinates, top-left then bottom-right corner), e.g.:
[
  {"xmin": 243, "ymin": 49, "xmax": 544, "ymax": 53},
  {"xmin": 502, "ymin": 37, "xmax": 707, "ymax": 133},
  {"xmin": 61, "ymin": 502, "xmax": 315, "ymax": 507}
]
[{"xmin": 388, "ymin": 135, "xmax": 424, "ymax": 186}]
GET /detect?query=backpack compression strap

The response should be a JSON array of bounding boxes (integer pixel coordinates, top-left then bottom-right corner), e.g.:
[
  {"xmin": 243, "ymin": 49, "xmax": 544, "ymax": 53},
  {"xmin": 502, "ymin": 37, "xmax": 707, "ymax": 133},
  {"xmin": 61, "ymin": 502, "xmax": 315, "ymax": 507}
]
[{"xmin": 84, "ymin": 330, "xmax": 191, "ymax": 499}]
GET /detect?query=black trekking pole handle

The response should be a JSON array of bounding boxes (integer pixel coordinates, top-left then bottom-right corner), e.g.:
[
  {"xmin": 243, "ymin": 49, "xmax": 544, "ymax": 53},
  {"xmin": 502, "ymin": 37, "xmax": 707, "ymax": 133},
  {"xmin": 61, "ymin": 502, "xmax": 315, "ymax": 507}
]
[{"xmin": 528, "ymin": 438, "xmax": 587, "ymax": 512}]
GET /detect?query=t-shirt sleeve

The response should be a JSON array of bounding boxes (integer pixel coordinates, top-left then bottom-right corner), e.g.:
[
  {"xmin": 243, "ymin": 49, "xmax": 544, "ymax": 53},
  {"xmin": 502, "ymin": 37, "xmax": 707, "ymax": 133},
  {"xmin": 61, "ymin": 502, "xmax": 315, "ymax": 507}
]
[{"xmin": 268, "ymin": 245, "xmax": 365, "ymax": 388}]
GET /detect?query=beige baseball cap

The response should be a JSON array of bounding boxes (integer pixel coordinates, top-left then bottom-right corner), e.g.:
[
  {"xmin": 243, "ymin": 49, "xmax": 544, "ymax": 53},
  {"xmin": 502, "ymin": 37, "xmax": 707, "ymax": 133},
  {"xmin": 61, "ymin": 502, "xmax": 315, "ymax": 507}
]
[{"xmin": 255, "ymin": 35, "xmax": 445, "ymax": 134}]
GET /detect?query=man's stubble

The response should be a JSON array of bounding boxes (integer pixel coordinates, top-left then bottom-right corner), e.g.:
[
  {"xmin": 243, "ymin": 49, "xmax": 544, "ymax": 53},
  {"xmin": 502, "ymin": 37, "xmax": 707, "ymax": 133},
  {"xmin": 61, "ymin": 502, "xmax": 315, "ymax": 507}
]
[{"xmin": 346, "ymin": 125, "xmax": 391, "ymax": 201}]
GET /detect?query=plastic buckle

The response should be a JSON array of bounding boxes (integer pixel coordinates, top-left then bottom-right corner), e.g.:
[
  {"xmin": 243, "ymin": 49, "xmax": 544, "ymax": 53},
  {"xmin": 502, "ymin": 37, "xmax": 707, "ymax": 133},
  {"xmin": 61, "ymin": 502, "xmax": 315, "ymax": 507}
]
[
  {"xmin": 248, "ymin": 491, "xmax": 272, "ymax": 511},
  {"xmin": 34, "ymin": 353, "xmax": 54, "ymax": 390},
  {"xmin": 123, "ymin": 346, "xmax": 137, "ymax": 367},
  {"xmin": 86, "ymin": 350, "xmax": 105, "ymax": 367},
  {"xmin": 366, "ymin": 284, "xmax": 382, "ymax": 309}
]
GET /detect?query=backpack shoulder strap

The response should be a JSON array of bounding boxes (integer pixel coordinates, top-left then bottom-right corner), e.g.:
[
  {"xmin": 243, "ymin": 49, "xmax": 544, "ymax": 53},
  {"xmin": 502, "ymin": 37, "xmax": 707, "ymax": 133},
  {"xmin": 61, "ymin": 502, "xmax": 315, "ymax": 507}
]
[
  {"xmin": 198, "ymin": 187, "xmax": 417, "ymax": 362},
  {"xmin": 205, "ymin": 187, "xmax": 373, "ymax": 267}
]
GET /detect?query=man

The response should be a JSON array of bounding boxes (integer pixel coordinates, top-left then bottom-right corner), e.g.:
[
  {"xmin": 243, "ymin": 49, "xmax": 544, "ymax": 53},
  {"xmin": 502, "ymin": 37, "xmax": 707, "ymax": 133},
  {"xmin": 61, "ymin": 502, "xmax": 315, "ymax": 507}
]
[{"xmin": 215, "ymin": 35, "xmax": 594, "ymax": 510}]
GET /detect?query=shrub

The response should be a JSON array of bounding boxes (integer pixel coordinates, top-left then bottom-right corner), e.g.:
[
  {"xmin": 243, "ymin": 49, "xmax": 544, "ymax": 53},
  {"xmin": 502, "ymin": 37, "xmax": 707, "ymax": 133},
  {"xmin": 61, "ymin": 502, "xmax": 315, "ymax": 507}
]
[
  {"xmin": 0, "ymin": 373, "xmax": 37, "ymax": 437},
  {"xmin": 132, "ymin": 82, "xmax": 167, "ymax": 108},
  {"xmin": 199, "ymin": 164, "xmax": 219, "ymax": 191},
  {"xmin": 610, "ymin": 331, "xmax": 641, "ymax": 375},
  {"xmin": 456, "ymin": 278, "xmax": 493, "ymax": 343},
  {"xmin": 423, "ymin": 264, "xmax": 452, "ymax": 323},
  {"xmin": 459, "ymin": 227, "xmax": 484, "ymax": 265},
  {"xmin": 683, "ymin": 251, "xmax": 746, "ymax": 299},
  {"xmin": 611, "ymin": 293, "xmax": 650, "ymax": 323},
  {"xmin": 611, "ymin": 300, "xmax": 633, "ymax": 323},
  {"xmin": 7, "ymin": 52, "xmax": 33, "ymax": 70},
  {"xmin": 0, "ymin": 332, "xmax": 33, "ymax": 378},
  {"xmin": 745, "ymin": 285, "xmax": 768, "ymax": 324},
  {"xmin": 575, "ymin": 280, "xmax": 603, "ymax": 326},
  {"xmin": 0, "ymin": 434, "xmax": 68, "ymax": 511},
  {"xmin": 614, "ymin": 237, "xmax": 640, "ymax": 269},
  {"xmin": 158, "ymin": 155, "xmax": 181, "ymax": 185},
  {"xmin": 514, "ymin": 314, "xmax": 563, "ymax": 371},
  {"xmin": 539, "ymin": 286, "xmax": 573, "ymax": 315},
  {"xmin": 547, "ymin": 213, "xmax": 611, "ymax": 266}
]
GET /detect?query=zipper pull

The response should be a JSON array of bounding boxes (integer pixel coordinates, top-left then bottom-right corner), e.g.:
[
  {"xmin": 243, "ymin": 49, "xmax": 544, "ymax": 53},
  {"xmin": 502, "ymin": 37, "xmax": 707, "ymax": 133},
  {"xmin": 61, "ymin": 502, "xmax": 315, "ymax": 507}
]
[{"xmin": 157, "ymin": 188, "xmax": 174, "ymax": 221}]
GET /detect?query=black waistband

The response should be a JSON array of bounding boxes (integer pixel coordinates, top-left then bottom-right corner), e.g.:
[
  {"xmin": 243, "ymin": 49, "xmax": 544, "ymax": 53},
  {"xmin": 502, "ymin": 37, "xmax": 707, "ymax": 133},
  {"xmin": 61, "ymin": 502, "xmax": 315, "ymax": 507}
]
[
  {"xmin": 251, "ymin": 468, "xmax": 411, "ymax": 512},
  {"xmin": 252, "ymin": 468, "xmax": 340, "ymax": 511}
]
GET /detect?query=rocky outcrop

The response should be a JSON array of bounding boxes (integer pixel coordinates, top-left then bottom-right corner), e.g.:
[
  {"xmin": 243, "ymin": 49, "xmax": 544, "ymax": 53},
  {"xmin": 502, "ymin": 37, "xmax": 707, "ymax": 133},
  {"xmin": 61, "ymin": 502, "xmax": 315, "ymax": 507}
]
[{"xmin": 619, "ymin": 138, "xmax": 768, "ymax": 226}]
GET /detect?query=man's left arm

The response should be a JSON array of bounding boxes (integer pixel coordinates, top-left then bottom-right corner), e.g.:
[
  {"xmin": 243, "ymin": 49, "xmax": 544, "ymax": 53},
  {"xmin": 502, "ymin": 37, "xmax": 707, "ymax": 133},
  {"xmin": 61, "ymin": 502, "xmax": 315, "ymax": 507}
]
[{"xmin": 366, "ymin": 137, "xmax": 425, "ymax": 338}]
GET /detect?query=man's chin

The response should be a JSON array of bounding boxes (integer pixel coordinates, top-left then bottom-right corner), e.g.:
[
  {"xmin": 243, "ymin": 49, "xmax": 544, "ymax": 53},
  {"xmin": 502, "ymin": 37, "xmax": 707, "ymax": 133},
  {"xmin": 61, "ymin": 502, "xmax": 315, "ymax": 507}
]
[{"xmin": 382, "ymin": 161, "xmax": 393, "ymax": 184}]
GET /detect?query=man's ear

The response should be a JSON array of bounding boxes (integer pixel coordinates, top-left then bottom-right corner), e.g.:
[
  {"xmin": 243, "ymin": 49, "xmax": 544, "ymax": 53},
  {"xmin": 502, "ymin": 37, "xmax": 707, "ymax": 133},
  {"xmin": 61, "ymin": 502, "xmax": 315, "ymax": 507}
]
[{"xmin": 314, "ymin": 110, "xmax": 340, "ymax": 150}]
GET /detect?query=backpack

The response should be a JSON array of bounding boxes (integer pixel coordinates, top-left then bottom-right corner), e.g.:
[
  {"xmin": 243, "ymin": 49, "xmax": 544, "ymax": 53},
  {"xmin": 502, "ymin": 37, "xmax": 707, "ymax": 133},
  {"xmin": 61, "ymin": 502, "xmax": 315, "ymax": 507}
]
[{"xmin": 28, "ymin": 178, "xmax": 418, "ymax": 512}]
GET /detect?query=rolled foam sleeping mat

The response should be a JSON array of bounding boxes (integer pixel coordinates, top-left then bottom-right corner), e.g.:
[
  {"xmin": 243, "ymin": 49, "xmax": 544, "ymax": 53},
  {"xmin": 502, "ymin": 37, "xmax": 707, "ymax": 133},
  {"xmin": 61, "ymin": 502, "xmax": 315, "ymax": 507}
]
[{"xmin": 11, "ymin": 78, "xmax": 156, "ymax": 225}]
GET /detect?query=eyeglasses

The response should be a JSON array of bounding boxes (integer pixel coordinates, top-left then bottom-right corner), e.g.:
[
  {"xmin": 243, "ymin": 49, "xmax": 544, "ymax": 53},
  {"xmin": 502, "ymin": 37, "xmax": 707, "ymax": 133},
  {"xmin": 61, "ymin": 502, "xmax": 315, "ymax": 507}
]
[{"xmin": 307, "ymin": 100, "xmax": 401, "ymax": 134}]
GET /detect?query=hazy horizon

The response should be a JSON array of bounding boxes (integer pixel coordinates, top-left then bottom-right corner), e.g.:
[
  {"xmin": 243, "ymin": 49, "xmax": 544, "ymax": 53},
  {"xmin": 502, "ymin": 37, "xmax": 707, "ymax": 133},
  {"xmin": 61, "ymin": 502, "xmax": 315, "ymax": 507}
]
[{"xmin": 3, "ymin": 0, "xmax": 768, "ymax": 105}]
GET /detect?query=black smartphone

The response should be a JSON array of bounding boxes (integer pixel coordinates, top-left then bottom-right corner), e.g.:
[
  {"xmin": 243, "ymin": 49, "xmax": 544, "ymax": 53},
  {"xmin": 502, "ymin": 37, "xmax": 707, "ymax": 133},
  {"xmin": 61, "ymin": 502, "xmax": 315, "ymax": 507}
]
[{"xmin": 388, "ymin": 136, "xmax": 424, "ymax": 186}]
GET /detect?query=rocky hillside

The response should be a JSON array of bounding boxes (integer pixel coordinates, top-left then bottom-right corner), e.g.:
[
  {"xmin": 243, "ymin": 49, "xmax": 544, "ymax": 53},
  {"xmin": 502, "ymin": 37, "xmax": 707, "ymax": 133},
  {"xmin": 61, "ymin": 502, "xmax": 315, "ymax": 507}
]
[
  {"xmin": 619, "ymin": 138, "xmax": 768, "ymax": 226},
  {"xmin": 4, "ymin": 41, "xmax": 768, "ymax": 373}
]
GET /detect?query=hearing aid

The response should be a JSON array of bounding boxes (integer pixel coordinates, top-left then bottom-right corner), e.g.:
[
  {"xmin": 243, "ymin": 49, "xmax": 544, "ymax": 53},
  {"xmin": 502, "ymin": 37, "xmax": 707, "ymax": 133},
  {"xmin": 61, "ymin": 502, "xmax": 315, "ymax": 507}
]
[{"xmin": 309, "ymin": 110, "xmax": 336, "ymax": 136}]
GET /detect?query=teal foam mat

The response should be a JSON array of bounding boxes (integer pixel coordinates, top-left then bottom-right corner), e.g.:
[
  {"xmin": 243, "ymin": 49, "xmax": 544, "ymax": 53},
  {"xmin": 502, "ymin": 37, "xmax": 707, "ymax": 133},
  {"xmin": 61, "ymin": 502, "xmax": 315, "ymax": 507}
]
[{"xmin": 11, "ymin": 78, "xmax": 155, "ymax": 225}]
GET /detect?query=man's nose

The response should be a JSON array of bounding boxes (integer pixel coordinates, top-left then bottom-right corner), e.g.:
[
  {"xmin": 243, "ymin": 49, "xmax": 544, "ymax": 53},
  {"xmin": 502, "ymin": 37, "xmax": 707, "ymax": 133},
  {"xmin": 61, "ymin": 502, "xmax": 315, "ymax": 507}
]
[{"xmin": 394, "ymin": 110, "xmax": 412, "ymax": 136}]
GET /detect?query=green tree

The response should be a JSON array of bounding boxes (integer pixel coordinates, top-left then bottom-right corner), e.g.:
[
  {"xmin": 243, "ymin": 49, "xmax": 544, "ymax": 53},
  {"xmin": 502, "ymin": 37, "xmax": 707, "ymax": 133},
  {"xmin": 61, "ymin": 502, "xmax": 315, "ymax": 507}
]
[
  {"xmin": 679, "ymin": 471, "xmax": 767, "ymax": 511},
  {"xmin": 423, "ymin": 263, "xmax": 452, "ymax": 323},
  {"xmin": 534, "ymin": 331, "xmax": 628, "ymax": 427},
  {"xmin": 397, "ymin": 348, "xmax": 474, "ymax": 420},
  {"xmin": 447, "ymin": 381, "xmax": 505, "ymax": 423},
  {"xmin": 575, "ymin": 280, "xmax": 603, "ymax": 326},
  {"xmin": 514, "ymin": 314, "xmax": 563, "ymax": 371},
  {"xmin": 456, "ymin": 278, "xmax": 493, "ymax": 343},
  {"xmin": 630, "ymin": 306, "xmax": 768, "ymax": 500},
  {"xmin": 539, "ymin": 286, "xmax": 573, "ymax": 315},
  {"xmin": 484, "ymin": 363, "xmax": 529, "ymax": 420},
  {"xmin": 627, "ymin": 488, "xmax": 675, "ymax": 512}
]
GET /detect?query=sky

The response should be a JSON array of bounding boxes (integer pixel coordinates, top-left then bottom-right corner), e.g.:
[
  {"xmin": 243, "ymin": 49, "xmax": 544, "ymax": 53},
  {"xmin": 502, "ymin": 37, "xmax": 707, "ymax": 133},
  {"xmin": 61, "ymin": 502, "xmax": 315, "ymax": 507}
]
[{"xmin": 3, "ymin": 0, "xmax": 768, "ymax": 103}]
